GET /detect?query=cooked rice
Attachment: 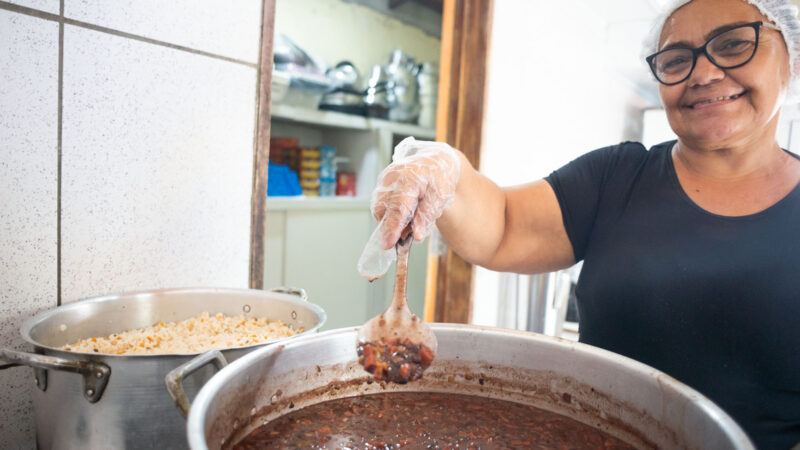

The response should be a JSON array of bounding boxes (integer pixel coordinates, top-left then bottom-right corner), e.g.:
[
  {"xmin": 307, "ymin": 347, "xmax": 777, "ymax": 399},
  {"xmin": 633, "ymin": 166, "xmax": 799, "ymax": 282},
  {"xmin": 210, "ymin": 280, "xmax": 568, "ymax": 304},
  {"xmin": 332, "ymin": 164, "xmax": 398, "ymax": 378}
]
[{"xmin": 61, "ymin": 312, "xmax": 301, "ymax": 355}]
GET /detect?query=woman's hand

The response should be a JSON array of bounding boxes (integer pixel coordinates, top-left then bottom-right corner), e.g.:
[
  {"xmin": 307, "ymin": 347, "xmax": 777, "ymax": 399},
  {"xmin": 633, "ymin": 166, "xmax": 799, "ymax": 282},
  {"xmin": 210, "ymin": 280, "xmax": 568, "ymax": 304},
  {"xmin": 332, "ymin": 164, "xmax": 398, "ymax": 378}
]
[
  {"xmin": 367, "ymin": 137, "xmax": 573, "ymax": 276},
  {"xmin": 371, "ymin": 138, "xmax": 462, "ymax": 249}
]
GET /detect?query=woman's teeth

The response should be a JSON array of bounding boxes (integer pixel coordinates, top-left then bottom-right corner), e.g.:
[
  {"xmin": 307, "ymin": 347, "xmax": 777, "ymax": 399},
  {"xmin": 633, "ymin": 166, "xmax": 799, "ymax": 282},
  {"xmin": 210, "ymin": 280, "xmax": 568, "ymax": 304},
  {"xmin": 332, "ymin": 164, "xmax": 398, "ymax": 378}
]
[{"xmin": 692, "ymin": 93, "xmax": 743, "ymax": 107}]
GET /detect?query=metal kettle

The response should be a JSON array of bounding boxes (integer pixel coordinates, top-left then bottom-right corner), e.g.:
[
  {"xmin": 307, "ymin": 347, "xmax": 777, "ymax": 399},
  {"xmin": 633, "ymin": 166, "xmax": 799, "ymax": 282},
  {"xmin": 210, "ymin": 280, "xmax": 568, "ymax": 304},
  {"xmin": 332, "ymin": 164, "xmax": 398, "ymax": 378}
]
[
  {"xmin": 363, "ymin": 49, "xmax": 422, "ymax": 122},
  {"xmin": 385, "ymin": 49, "xmax": 421, "ymax": 123}
]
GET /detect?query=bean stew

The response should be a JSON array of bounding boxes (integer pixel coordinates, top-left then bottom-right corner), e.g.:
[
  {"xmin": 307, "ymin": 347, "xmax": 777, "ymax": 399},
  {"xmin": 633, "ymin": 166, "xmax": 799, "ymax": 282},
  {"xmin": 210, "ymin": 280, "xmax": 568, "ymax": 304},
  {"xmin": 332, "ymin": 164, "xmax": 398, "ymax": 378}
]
[
  {"xmin": 233, "ymin": 391, "xmax": 637, "ymax": 449},
  {"xmin": 357, "ymin": 338, "xmax": 434, "ymax": 383}
]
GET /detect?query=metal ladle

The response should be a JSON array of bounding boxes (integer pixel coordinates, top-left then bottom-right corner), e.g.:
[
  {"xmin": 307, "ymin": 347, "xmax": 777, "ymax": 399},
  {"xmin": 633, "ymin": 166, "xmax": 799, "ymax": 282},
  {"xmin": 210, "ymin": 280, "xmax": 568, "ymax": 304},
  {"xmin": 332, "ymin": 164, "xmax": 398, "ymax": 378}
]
[{"xmin": 356, "ymin": 230, "xmax": 437, "ymax": 382}]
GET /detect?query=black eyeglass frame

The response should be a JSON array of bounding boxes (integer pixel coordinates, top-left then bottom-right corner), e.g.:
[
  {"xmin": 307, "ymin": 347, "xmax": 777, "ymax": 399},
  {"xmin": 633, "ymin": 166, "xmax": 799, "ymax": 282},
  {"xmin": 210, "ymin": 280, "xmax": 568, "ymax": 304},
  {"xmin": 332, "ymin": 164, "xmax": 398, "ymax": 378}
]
[{"xmin": 645, "ymin": 21, "xmax": 777, "ymax": 86}]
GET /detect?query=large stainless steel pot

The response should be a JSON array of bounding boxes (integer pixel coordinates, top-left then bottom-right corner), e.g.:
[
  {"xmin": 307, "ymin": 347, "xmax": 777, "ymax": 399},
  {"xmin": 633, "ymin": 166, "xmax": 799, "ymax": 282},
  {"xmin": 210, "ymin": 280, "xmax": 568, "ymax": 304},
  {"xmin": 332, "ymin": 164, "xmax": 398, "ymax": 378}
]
[
  {"xmin": 187, "ymin": 324, "xmax": 754, "ymax": 450},
  {"xmin": 0, "ymin": 287, "xmax": 325, "ymax": 450}
]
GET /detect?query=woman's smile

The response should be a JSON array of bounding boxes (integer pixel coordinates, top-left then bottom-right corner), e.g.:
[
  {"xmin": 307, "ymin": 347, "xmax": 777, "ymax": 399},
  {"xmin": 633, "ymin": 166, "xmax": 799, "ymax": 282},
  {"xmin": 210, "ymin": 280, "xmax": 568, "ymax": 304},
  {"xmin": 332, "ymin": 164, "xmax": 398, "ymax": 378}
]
[{"xmin": 684, "ymin": 90, "xmax": 746, "ymax": 109}]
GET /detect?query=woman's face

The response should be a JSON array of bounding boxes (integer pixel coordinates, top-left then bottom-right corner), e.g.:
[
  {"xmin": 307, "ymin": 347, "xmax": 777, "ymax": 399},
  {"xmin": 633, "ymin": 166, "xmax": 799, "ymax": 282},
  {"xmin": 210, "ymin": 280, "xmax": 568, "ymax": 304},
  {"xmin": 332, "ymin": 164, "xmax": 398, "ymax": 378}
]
[{"xmin": 658, "ymin": 0, "xmax": 791, "ymax": 150}]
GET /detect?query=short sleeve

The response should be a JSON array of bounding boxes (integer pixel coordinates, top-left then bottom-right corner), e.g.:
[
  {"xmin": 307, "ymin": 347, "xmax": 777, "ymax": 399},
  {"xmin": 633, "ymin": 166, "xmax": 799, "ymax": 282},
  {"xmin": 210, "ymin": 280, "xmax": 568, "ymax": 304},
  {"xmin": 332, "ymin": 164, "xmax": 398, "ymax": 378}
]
[{"xmin": 545, "ymin": 142, "xmax": 648, "ymax": 261}]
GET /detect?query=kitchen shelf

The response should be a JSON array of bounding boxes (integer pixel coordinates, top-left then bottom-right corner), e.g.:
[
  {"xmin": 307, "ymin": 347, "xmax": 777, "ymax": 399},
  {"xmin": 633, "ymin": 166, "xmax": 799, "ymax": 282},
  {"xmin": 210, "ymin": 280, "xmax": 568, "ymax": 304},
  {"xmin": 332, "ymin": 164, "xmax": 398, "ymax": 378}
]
[
  {"xmin": 265, "ymin": 104, "xmax": 433, "ymax": 331},
  {"xmin": 271, "ymin": 103, "xmax": 436, "ymax": 140},
  {"xmin": 266, "ymin": 196, "xmax": 370, "ymax": 211}
]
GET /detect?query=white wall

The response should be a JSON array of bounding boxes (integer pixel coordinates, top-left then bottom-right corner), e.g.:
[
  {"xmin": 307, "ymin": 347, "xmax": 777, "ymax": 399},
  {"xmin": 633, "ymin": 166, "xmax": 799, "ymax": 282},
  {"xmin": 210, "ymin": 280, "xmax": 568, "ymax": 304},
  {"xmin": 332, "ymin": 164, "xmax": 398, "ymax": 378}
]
[
  {"xmin": 473, "ymin": 0, "xmax": 657, "ymax": 327},
  {"xmin": 274, "ymin": 0, "xmax": 441, "ymax": 80},
  {"xmin": 0, "ymin": 1, "xmax": 262, "ymax": 446},
  {"xmin": 0, "ymin": 10, "xmax": 59, "ymax": 446},
  {"xmin": 642, "ymin": 108, "xmax": 677, "ymax": 148}
]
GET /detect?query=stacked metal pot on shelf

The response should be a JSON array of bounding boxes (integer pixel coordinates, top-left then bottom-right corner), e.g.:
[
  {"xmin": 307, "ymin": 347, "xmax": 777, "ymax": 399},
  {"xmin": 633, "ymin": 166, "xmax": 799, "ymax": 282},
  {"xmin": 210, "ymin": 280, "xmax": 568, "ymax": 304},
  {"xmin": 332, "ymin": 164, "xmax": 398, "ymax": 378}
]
[
  {"xmin": 416, "ymin": 61, "xmax": 439, "ymax": 128},
  {"xmin": 362, "ymin": 49, "xmax": 424, "ymax": 123},
  {"xmin": 273, "ymin": 36, "xmax": 438, "ymax": 127},
  {"xmin": 320, "ymin": 48, "xmax": 435, "ymax": 125}
]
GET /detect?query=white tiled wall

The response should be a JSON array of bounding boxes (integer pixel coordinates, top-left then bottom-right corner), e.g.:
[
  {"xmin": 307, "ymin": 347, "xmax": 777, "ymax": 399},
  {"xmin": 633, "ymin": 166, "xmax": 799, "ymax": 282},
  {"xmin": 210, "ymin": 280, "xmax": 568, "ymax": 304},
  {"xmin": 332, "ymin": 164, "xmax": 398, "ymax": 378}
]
[
  {"xmin": 66, "ymin": 0, "xmax": 263, "ymax": 63},
  {"xmin": 0, "ymin": 2, "xmax": 263, "ymax": 447},
  {"xmin": 4, "ymin": 0, "xmax": 59, "ymax": 14},
  {"xmin": 0, "ymin": 9, "xmax": 59, "ymax": 447},
  {"xmin": 60, "ymin": 25, "xmax": 257, "ymax": 301}
]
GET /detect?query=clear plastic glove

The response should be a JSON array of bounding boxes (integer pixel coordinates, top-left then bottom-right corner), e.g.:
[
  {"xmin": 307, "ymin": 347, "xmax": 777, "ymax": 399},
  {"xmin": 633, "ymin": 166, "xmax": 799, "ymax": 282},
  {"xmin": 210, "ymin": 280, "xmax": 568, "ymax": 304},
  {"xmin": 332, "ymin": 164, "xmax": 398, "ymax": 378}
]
[{"xmin": 357, "ymin": 137, "xmax": 461, "ymax": 280}]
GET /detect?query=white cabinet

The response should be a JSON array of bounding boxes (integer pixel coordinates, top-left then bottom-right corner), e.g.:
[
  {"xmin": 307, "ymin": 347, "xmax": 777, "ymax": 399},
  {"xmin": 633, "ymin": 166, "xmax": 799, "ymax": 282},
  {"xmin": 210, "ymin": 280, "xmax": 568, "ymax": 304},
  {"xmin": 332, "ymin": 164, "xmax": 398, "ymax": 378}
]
[{"xmin": 264, "ymin": 106, "xmax": 434, "ymax": 330}]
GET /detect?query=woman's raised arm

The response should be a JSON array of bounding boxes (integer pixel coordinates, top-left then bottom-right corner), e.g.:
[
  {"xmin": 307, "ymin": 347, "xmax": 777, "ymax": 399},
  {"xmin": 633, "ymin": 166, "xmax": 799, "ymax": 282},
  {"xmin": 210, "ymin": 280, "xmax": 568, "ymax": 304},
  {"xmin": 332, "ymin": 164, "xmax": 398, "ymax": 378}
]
[{"xmin": 373, "ymin": 139, "xmax": 575, "ymax": 274}]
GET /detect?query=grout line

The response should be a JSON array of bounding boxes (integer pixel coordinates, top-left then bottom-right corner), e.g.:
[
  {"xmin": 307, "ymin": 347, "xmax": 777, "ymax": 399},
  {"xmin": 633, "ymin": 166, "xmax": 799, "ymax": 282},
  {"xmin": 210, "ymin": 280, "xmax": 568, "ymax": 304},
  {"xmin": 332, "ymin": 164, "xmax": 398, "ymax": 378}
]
[
  {"xmin": 0, "ymin": 1, "xmax": 258, "ymax": 69},
  {"xmin": 56, "ymin": 0, "xmax": 64, "ymax": 307},
  {"xmin": 62, "ymin": 17, "xmax": 259, "ymax": 67},
  {"xmin": 0, "ymin": 1, "xmax": 59, "ymax": 21}
]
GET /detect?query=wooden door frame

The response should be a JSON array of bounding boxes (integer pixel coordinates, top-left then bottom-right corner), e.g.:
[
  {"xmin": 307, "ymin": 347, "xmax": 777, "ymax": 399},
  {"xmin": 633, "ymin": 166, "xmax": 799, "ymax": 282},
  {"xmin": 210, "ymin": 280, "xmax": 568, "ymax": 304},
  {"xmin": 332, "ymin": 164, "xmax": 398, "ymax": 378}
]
[
  {"xmin": 424, "ymin": 0, "xmax": 494, "ymax": 323},
  {"xmin": 249, "ymin": 0, "xmax": 276, "ymax": 289}
]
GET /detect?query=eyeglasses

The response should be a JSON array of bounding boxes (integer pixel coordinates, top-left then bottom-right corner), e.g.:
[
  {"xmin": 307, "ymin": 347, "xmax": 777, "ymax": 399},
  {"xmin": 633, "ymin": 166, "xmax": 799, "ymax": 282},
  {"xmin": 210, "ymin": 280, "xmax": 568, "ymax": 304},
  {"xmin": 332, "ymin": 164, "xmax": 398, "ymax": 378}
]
[{"xmin": 646, "ymin": 21, "xmax": 780, "ymax": 86}]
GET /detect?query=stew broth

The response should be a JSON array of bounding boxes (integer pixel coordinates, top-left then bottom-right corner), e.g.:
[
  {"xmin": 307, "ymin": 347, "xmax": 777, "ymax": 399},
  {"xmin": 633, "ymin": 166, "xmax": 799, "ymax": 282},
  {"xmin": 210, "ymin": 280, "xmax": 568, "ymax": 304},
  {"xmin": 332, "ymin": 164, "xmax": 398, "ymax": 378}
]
[{"xmin": 233, "ymin": 391, "xmax": 637, "ymax": 449}]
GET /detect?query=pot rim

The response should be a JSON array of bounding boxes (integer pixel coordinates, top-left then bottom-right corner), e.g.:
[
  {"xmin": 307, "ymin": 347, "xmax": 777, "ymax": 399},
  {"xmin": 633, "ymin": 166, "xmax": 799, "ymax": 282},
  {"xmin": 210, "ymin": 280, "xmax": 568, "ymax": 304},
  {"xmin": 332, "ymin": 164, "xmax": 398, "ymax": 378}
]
[
  {"xmin": 186, "ymin": 323, "xmax": 754, "ymax": 450},
  {"xmin": 19, "ymin": 286, "xmax": 327, "ymax": 359}
]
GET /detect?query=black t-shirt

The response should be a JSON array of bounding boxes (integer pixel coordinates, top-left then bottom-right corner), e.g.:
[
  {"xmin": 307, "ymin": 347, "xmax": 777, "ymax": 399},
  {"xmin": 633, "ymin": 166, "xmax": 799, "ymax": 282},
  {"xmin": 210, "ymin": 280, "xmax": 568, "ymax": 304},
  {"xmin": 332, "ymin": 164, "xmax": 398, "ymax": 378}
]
[{"xmin": 545, "ymin": 141, "xmax": 800, "ymax": 450}]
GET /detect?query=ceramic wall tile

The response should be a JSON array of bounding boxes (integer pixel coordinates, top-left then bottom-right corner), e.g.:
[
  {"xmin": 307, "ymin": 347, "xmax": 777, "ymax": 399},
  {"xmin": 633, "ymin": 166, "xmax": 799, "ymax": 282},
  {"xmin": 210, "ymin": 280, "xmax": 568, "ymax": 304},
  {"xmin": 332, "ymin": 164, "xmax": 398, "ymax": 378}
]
[
  {"xmin": 61, "ymin": 24, "xmax": 257, "ymax": 302},
  {"xmin": 0, "ymin": 9, "xmax": 59, "ymax": 447},
  {"xmin": 4, "ymin": 0, "xmax": 60, "ymax": 14},
  {"xmin": 65, "ymin": 0, "xmax": 262, "ymax": 64}
]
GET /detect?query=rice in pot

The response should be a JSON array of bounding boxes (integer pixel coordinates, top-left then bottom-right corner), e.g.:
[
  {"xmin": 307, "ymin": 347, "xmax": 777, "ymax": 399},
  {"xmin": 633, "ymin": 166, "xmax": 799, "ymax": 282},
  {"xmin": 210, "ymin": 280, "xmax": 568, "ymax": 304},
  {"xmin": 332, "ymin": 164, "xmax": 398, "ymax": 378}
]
[{"xmin": 60, "ymin": 312, "xmax": 300, "ymax": 355}]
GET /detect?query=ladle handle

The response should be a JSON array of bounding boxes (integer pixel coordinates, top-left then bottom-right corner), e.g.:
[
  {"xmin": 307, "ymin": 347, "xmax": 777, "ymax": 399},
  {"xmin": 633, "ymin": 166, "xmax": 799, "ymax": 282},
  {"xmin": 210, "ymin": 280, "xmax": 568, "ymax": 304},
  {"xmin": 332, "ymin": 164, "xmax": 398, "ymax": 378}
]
[{"xmin": 391, "ymin": 235, "xmax": 413, "ymax": 309}]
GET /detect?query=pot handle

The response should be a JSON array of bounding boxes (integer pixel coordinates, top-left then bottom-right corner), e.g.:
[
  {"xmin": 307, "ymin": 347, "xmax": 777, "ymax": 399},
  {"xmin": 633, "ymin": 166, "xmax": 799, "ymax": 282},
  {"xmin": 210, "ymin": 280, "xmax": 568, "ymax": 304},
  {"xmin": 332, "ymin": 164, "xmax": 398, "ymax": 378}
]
[
  {"xmin": 0, "ymin": 348, "xmax": 111, "ymax": 403},
  {"xmin": 165, "ymin": 350, "xmax": 228, "ymax": 418},
  {"xmin": 269, "ymin": 286, "xmax": 308, "ymax": 302}
]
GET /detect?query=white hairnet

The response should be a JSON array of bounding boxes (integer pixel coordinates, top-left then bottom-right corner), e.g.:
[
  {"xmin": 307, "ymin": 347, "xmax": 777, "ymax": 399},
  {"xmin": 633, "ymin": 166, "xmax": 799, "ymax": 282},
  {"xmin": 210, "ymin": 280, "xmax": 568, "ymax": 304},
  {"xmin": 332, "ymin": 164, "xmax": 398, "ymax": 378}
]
[{"xmin": 643, "ymin": 0, "xmax": 800, "ymax": 104}]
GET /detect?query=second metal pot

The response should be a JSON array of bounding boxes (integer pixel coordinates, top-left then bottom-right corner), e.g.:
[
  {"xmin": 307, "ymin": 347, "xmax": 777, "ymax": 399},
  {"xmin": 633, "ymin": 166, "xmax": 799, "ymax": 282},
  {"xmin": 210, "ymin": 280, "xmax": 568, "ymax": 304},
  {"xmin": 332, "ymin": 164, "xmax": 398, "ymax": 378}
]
[{"xmin": 0, "ymin": 287, "xmax": 325, "ymax": 450}]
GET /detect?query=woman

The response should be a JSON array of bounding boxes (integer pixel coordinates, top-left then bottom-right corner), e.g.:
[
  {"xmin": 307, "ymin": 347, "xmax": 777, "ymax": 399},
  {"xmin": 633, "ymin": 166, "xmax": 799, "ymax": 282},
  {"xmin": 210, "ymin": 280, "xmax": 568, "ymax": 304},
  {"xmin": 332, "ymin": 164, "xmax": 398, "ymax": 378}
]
[{"xmin": 369, "ymin": 0, "xmax": 800, "ymax": 448}]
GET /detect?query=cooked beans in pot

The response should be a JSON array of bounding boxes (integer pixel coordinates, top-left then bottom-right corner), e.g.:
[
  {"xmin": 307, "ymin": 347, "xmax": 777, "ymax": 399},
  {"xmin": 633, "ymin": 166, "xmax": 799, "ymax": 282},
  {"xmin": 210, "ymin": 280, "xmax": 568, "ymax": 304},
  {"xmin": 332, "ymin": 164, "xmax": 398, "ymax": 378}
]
[
  {"xmin": 233, "ymin": 392, "xmax": 637, "ymax": 449},
  {"xmin": 357, "ymin": 338, "xmax": 434, "ymax": 383}
]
